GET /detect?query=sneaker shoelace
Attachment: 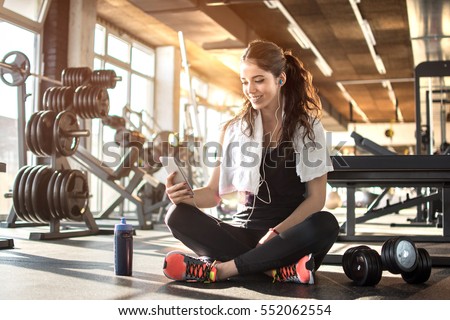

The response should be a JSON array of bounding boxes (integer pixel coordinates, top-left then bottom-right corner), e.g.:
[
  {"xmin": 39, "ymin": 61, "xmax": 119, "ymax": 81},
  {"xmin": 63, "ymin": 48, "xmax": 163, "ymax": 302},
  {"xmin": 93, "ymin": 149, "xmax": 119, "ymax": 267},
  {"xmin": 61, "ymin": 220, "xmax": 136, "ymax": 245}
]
[
  {"xmin": 184, "ymin": 256, "xmax": 215, "ymax": 282},
  {"xmin": 273, "ymin": 264, "xmax": 298, "ymax": 283}
]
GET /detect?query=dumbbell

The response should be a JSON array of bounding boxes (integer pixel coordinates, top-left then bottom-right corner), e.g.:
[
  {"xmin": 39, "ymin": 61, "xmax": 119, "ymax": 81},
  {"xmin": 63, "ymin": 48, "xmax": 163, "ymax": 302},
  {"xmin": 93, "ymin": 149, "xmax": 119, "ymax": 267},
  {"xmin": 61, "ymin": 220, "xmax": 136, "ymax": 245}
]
[
  {"xmin": 342, "ymin": 236, "xmax": 432, "ymax": 286},
  {"xmin": 342, "ymin": 245, "xmax": 382, "ymax": 286}
]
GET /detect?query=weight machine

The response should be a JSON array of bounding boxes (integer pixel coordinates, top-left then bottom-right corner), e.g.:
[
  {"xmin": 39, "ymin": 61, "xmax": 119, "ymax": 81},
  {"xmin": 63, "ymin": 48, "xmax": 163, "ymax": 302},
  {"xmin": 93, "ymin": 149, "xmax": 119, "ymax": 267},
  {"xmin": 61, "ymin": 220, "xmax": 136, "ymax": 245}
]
[{"xmin": 415, "ymin": 60, "xmax": 450, "ymax": 155}]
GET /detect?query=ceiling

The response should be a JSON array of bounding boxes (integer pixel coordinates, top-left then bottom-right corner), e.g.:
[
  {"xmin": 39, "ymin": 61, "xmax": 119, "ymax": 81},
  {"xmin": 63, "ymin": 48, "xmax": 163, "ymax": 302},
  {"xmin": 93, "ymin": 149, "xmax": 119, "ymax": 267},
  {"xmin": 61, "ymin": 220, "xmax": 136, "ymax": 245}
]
[{"xmin": 97, "ymin": 0, "xmax": 450, "ymax": 132}]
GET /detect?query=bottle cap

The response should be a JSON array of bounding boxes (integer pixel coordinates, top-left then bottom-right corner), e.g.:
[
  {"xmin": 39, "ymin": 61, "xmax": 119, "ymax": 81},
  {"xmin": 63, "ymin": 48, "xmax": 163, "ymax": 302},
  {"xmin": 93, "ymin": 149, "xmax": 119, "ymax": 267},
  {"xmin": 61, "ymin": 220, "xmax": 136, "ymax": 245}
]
[{"xmin": 114, "ymin": 217, "xmax": 133, "ymax": 231}]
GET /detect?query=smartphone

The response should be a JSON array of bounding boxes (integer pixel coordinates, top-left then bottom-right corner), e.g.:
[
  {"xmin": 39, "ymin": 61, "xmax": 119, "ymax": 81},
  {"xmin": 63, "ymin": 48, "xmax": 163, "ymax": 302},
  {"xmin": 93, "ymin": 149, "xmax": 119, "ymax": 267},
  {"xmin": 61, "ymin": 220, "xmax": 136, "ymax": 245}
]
[{"xmin": 159, "ymin": 156, "xmax": 193, "ymax": 190}]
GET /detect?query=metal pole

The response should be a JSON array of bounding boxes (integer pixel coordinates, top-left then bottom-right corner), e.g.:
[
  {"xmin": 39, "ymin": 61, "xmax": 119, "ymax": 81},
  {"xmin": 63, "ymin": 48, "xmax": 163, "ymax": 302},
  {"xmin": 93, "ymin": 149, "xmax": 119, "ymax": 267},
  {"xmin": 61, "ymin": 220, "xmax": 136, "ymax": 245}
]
[{"xmin": 17, "ymin": 84, "xmax": 28, "ymax": 167}]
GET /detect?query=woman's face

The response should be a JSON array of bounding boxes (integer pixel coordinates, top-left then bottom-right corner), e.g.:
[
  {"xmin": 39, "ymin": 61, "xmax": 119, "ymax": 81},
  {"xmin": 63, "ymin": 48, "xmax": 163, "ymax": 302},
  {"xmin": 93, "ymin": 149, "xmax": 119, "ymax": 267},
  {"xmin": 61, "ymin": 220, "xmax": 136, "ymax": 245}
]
[{"xmin": 240, "ymin": 60, "xmax": 279, "ymax": 112}]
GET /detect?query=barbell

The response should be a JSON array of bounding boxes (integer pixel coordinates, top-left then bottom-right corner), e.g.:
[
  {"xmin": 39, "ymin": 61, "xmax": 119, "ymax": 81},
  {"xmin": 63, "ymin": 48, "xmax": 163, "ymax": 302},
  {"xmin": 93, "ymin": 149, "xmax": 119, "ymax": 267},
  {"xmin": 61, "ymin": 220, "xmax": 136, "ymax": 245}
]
[
  {"xmin": 0, "ymin": 51, "xmax": 121, "ymax": 87},
  {"xmin": 0, "ymin": 51, "xmax": 61, "ymax": 86}
]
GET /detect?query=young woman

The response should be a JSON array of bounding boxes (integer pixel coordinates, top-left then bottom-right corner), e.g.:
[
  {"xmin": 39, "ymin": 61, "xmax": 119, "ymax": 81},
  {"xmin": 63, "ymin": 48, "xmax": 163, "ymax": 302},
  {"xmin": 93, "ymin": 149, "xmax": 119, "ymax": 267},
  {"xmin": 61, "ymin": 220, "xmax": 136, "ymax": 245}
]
[{"xmin": 162, "ymin": 40, "xmax": 339, "ymax": 284}]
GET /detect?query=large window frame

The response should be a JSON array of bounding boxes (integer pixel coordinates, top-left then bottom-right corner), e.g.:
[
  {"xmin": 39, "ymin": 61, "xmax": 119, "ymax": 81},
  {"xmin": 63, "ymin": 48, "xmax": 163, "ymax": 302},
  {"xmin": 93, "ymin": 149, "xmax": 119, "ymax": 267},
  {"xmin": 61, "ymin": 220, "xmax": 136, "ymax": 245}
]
[
  {"xmin": 0, "ymin": 1, "xmax": 48, "ymax": 217},
  {"xmin": 90, "ymin": 21, "xmax": 156, "ymax": 215}
]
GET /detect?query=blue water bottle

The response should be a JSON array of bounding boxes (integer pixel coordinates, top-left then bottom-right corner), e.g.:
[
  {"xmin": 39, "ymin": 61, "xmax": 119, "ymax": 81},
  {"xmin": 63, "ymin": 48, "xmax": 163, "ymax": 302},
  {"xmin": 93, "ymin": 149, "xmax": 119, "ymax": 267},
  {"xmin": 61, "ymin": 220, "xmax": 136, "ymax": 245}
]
[{"xmin": 114, "ymin": 217, "xmax": 133, "ymax": 276}]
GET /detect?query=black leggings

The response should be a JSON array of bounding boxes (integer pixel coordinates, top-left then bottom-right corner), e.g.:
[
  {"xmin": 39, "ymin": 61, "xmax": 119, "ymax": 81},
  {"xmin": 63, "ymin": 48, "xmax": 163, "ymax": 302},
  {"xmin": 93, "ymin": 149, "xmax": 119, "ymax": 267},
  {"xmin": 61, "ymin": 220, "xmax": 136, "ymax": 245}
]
[{"xmin": 165, "ymin": 203, "xmax": 339, "ymax": 275}]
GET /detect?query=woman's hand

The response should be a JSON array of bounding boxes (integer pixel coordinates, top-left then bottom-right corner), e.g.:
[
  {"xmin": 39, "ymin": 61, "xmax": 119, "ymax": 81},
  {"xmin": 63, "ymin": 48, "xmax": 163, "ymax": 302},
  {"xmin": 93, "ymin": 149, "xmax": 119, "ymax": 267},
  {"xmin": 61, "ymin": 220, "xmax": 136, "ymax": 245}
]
[
  {"xmin": 165, "ymin": 172, "xmax": 194, "ymax": 205},
  {"xmin": 257, "ymin": 228, "xmax": 279, "ymax": 247}
]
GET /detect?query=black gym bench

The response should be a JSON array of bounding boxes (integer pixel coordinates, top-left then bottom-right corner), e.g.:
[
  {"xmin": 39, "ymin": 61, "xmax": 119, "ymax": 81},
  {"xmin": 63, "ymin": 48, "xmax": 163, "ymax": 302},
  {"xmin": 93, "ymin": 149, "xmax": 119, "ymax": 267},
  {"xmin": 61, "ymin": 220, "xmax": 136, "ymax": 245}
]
[{"xmin": 328, "ymin": 155, "xmax": 450, "ymax": 243}]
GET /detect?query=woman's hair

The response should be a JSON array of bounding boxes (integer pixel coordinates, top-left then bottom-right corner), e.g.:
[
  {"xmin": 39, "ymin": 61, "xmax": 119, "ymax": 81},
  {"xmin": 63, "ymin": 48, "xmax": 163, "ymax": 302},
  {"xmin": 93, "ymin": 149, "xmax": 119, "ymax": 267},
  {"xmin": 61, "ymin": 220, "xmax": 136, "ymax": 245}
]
[{"xmin": 227, "ymin": 39, "xmax": 322, "ymax": 146}]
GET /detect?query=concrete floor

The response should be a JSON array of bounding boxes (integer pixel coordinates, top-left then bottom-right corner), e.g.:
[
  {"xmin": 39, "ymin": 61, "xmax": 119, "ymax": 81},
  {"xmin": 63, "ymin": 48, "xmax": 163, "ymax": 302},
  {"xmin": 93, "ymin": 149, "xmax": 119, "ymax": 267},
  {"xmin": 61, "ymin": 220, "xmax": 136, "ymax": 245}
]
[{"xmin": 1, "ymin": 209, "xmax": 450, "ymax": 300}]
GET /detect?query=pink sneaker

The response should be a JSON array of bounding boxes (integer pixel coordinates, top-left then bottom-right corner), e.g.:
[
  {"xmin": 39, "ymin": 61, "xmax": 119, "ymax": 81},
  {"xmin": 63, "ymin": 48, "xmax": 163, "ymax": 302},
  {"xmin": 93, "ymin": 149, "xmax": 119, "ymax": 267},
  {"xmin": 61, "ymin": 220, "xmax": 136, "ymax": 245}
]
[
  {"xmin": 272, "ymin": 254, "xmax": 315, "ymax": 284},
  {"xmin": 163, "ymin": 251, "xmax": 218, "ymax": 283}
]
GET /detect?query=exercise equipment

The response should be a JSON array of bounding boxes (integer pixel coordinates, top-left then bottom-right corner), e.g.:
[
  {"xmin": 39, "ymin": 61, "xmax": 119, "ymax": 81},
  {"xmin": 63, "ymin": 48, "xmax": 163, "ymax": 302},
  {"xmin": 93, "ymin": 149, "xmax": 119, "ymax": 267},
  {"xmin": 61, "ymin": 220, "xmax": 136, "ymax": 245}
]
[
  {"xmin": 351, "ymin": 131, "xmax": 396, "ymax": 156},
  {"xmin": 0, "ymin": 51, "xmax": 32, "ymax": 86},
  {"xmin": 414, "ymin": 61, "xmax": 450, "ymax": 155},
  {"xmin": 1, "ymin": 50, "xmax": 168, "ymax": 234},
  {"xmin": 7, "ymin": 108, "xmax": 98, "ymax": 239},
  {"xmin": 328, "ymin": 155, "xmax": 450, "ymax": 243},
  {"xmin": 25, "ymin": 110, "xmax": 89, "ymax": 157},
  {"xmin": 342, "ymin": 236, "xmax": 432, "ymax": 286},
  {"xmin": 1, "ymin": 51, "xmax": 62, "ymax": 86},
  {"xmin": 12, "ymin": 165, "xmax": 89, "ymax": 223},
  {"xmin": 0, "ymin": 51, "xmax": 121, "ymax": 87}
]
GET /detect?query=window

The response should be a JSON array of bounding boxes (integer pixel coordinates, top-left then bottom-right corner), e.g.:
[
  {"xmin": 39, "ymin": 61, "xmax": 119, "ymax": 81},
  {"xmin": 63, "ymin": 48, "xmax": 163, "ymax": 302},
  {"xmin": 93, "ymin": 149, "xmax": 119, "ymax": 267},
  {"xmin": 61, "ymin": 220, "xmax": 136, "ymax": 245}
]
[
  {"xmin": 3, "ymin": 0, "xmax": 47, "ymax": 22},
  {"xmin": 107, "ymin": 34, "xmax": 130, "ymax": 63},
  {"xmin": 0, "ymin": 20, "xmax": 39, "ymax": 217},
  {"xmin": 91, "ymin": 22, "xmax": 156, "ymax": 214}
]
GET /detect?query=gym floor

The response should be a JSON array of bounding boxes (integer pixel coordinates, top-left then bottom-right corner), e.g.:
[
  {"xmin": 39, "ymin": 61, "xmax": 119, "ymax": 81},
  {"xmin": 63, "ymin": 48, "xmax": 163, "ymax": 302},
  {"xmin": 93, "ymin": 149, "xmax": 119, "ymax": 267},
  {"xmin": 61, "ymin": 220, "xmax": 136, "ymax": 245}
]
[{"xmin": 1, "ymin": 209, "xmax": 450, "ymax": 300}]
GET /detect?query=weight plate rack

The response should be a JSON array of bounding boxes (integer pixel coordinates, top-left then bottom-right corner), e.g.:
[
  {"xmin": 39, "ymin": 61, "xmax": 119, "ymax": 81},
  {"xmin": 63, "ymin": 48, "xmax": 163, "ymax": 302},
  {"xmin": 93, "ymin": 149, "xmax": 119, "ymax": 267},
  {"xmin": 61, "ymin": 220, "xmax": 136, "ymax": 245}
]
[
  {"xmin": 0, "ymin": 51, "xmax": 122, "ymax": 239},
  {"xmin": 2, "ymin": 50, "xmax": 165, "ymax": 235}
]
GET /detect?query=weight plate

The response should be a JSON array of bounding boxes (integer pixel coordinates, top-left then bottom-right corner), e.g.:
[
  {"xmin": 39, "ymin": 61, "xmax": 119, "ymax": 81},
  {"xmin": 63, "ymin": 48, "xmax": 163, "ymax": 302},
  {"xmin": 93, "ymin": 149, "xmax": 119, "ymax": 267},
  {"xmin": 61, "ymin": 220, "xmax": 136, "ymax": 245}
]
[
  {"xmin": 83, "ymin": 86, "xmax": 95, "ymax": 118},
  {"xmin": 85, "ymin": 86, "xmax": 96, "ymax": 118},
  {"xmin": 394, "ymin": 238, "xmax": 417, "ymax": 273},
  {"xmin": 381, "ymin": 237, "xmax": 396, "ymax": 273},
  {"xmin": 61, "ymin": 68, "xmax": 71, "ymax": 86},
  {"xmin": 97, "ymin": 87, "xmax": 110, "ymax": 118},
  {"xmin": 53, "ymin": 110, "xmax": 80, "ymax": 156},
  {"xmin": 76, "ymin": 68, "xmax": 82, "ymax": 86},
  {"xmin": 53, "ymin": 87, "xmax": 62, "ymax": 113},
  {"xmin": 401, "ymin": 248, "xmax": 432, "ymax": 284},
  {"xmin": 12, "ymin": 165, "xmax": 30, "ymax": 221},
  {"xmin": 367, "ymin": 249, "xmax": 383, "ymax": 286},
  {"xmin": 350, "ymin": 249, "xmax": 370, "ymax": 286},
  {"xmin": 60, "ymin": 170, "xmax": 89, "ymax": 221},
  {"xmin": 0, "ymin": 51, "xmax": 31, "ymax": 86},
  {"xmin": 62, "ymin": 86, "xmax": 75, "ymax": 111},
  {"xmin": 109, "ymin": 70, "xmax": 117, "ymax": 89},
  {"xmin": 342, "ymin": 245, "xmax": 371, "ymax": 279},
  {"xmin": 47, "ymin": 170, "xmax": 60, "ymax": 219},
  {"xmin": 83, "ymin": 68, "xmax": 92, "ymax": 85},
  {"xmin": 36, "ymin": 110, "xmax": 57, "ymax": 156},
  {"xmin": 53, "ymin": 170, "xmax": 69, "ymax": 219},
  {"xmin": 46, "ymin": 86, "xmax": 56, "ymax": 111},
  {"xmin": 17, "ymin": 166, "xmax": 34, "ymax": 222},
  {"xmin": 31, "ymin": 166, "xmax": 52, "ymax": 222},
  {"xmin": 78, "ymin": 86, "xmax": 89, "ymax": 119},
  {"xmin": 42, "ymin": 87, "xmax": 51, "ymax": 110},
  {"xmin": 78, "ymin": 68, "xmax": 86, "ymax": 87},
  {"xmin": 24, "ymin": 165, "xmax": 42, "ymax": 223},
  {"xmin": 31, "ymin": 111, "xmax": 45, "ymax": 156},
  {"xmin": 25, "ymin": 112, "xmax": 39, "ymax": 155},
  {"xmin": 383, "ymin": 237, "xmax": 417, "ymax": 274},
  {"xmin": 73, "ymin": 85, "xmax": 83, "ymax": 116},
  {"xmin": 50, "ymin": 87, "xmax": 59, "ymax": 111},
  {"xmin": 351, "ymin": 249, "xmax": 382, "ymax": 286},
  {"xmin": 76, "ymin": 68, "xmax": 82, "ymax": 87}
]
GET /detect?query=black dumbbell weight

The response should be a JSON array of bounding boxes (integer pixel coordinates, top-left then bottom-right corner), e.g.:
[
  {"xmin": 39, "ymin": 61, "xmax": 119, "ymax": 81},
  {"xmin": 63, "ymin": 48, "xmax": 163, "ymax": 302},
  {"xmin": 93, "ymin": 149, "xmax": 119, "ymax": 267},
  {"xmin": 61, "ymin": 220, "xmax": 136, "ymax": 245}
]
[
  {"xmin": 381, "ymin": 236, "xmax": 418, "ymax": 274},
  {"xmin": 342, "ymin": 245, "xmax": 371, "ymax": 279},
  {"xmin": 349, "ymin": 248, "xmax": 383, "ymax": 286},
  {"xmin": 343, "ymin": 237, "xmax": 432, "ymax": 286},
  {"xmin": 401, "ymin": 248, "xmax": 432, "ymax": 284}
]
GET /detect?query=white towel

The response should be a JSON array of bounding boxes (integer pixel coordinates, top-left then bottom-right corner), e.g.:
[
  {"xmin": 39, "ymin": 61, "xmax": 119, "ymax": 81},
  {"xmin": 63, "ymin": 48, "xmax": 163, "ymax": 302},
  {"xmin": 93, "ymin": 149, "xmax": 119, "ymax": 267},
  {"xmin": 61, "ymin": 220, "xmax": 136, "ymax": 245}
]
[{"xmin": 219, "ymin": 111, "xmax": 333, "ymax": 196}]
